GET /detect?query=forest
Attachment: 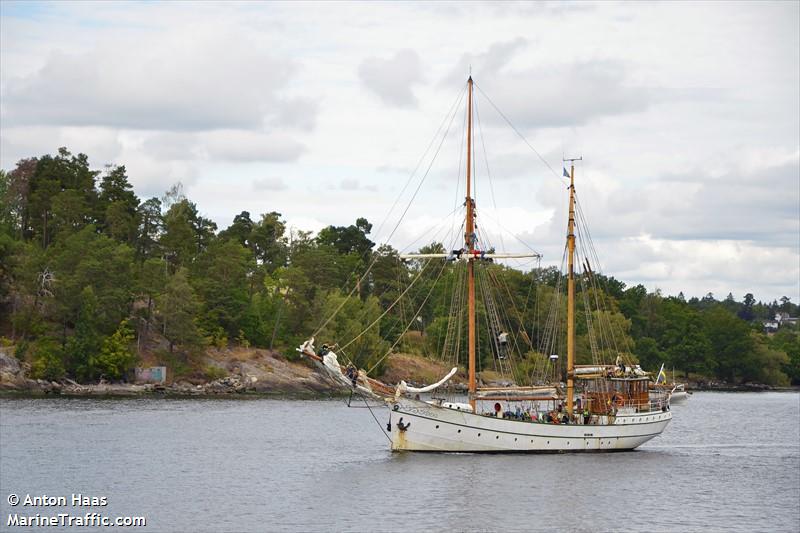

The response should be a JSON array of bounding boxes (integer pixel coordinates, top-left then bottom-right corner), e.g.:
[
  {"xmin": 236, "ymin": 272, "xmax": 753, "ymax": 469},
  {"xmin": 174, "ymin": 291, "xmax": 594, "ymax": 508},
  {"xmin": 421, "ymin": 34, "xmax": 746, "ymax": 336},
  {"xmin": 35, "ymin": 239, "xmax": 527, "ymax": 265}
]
[{"xmin": 1, "ymin": 148, "xmax": 798, "ymax": 386}]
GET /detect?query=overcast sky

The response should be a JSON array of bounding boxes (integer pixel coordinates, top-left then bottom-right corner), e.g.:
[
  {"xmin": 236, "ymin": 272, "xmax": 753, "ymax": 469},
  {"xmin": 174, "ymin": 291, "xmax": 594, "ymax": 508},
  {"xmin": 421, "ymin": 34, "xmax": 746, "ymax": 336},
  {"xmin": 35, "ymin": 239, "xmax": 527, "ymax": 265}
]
[{"xmin": 1, "ymin": 1, "xmax": 798, "ymax": 303}]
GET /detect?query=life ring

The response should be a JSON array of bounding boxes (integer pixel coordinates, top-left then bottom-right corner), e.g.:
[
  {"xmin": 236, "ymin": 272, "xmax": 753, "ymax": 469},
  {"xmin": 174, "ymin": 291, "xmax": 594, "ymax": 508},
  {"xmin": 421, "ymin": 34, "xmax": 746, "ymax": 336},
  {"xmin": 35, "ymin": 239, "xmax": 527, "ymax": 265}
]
[{"xmin": 612, "ymin": 395, "xmax": 625, "ymax": 407}]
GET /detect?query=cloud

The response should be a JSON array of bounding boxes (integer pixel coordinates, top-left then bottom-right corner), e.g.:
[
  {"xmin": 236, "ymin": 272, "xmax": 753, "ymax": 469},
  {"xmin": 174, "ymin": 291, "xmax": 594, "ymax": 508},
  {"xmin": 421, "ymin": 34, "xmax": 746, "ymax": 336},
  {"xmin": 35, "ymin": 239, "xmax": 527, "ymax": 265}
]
[
  {"xmin": 1, "ymin": 26, "xmax": 312, "ymax": 133},
  {"xmin": 253, "ymin": 177, "xmax": 288, "ymax": 191},
  {"xmin": 199, "ymin": 131, "xmax": 305, "ymax": 163},
  {"xmin": 339, "ymin": 178, "xmax": 377, "ymax": 192},
  {"xmin": 476, "ymin": 60, "xmax": 652, "ymax": 129},
  {"xmin": 358, "ymin": 49, "xmax": 423, "ymax": 107},
  {"xmin": 0, "ymin": 125, "xmax": 123, "ymax": 168},
  {"xmin": 444, "ymin": 37, "xmax": 529, "ymax": 85}
]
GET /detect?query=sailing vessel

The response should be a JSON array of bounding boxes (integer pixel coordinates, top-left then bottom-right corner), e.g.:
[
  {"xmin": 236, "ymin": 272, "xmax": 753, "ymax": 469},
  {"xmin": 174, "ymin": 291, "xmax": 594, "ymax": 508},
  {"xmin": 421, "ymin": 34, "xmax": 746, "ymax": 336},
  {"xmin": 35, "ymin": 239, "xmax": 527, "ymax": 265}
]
[
  {"xmin": 298, "ymin": 77, "xmax": 671, "ymax": 452},
  {"xmin": 652, "ymin": 364, "xmax": 691, "ymax": 403}
]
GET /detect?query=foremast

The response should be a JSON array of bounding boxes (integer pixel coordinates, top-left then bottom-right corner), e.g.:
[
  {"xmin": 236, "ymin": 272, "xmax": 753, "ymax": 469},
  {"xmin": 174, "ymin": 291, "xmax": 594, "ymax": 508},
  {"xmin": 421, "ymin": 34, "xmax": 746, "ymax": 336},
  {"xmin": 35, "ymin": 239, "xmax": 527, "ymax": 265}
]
[{"xmin": 466, "ymin": 76, "xmax": 477, "ymax": 411}]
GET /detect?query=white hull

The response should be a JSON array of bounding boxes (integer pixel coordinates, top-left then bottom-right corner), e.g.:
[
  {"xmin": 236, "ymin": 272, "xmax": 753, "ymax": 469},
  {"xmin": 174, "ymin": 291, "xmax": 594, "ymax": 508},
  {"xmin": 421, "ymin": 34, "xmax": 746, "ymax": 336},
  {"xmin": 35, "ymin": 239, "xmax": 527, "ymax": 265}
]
[
  {"xmin": 388, "ymin": 399, "xmax": 671, "ymax": 452},
  {"xmin": 669, "ymin": 391, "xmax": 689, "ymax": 403},
  {"xmin": 668, "ymin": 384, "xmax": 690, "ymax": 403}
]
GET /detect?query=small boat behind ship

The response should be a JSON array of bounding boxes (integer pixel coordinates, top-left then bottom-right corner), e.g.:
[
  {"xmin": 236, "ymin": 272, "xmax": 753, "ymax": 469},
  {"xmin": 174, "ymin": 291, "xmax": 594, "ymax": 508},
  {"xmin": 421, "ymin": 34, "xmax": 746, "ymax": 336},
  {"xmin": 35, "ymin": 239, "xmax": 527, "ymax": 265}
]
[{"xmin": 652, "ymin": 364, "xmax": 691, "ymax": 403}]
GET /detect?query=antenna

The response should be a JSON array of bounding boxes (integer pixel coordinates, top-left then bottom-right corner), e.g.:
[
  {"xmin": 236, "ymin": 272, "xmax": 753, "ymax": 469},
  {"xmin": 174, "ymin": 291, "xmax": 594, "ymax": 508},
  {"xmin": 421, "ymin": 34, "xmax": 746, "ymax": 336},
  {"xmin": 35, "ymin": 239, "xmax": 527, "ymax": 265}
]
[{"xmin": 563, "ymin": 156, "xmax": 582, "ymax": 163}]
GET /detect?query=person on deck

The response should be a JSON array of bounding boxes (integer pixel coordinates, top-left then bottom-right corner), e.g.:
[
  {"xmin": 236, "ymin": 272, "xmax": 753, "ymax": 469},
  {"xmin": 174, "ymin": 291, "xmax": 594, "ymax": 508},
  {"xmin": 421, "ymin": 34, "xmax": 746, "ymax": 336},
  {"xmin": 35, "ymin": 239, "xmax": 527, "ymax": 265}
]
[{"xmin": 345, "ymin": 364, "xmax": 357, "ymax": 387}]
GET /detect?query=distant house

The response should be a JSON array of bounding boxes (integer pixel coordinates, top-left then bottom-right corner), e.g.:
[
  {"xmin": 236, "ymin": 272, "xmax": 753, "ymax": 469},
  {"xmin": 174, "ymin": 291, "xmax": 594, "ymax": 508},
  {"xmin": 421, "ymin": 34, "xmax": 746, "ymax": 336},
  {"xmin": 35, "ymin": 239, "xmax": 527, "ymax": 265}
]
[
  {"xmin": 765, "ymin": 313, "xmax": 799, "ymax": 333},
  {"xmin": 775, "ymin": 312, "xmax": 799, "ymax": 326}
]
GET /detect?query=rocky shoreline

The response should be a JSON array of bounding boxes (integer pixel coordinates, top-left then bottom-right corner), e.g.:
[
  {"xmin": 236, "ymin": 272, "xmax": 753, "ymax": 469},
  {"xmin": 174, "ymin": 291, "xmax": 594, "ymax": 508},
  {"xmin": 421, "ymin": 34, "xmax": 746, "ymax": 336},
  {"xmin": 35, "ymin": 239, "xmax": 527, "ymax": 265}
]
[
  {"xmin": 0, "ymin": 348, "xmax": 342, "ymax": 398},
  {"xmin": 1, "ymin": 350, "xmax": 796, "ymax": 399}
]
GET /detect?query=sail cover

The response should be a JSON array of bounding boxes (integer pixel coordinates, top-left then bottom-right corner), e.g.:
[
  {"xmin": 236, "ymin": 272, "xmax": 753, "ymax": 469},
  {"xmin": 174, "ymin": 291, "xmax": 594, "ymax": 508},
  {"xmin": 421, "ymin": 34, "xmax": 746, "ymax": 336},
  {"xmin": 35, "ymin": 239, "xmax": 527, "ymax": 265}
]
[{"xmin": 396, "ymin": 367, "xmax": 458, "ymax": 395}]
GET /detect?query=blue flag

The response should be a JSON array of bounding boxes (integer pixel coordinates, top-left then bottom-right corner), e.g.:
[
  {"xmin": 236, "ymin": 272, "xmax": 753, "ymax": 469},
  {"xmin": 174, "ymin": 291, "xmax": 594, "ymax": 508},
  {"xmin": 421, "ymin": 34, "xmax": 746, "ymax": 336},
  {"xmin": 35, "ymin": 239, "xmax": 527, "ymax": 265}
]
[{"xmin": 563, "ymin": 167, "xmax": 569, "ymax": 178}]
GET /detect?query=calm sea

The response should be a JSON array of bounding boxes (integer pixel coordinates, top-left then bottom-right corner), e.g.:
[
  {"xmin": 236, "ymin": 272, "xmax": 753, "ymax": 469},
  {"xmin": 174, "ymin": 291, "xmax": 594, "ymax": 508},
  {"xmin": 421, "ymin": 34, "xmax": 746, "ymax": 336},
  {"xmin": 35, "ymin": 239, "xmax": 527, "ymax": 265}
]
[{"xmin": 1, "ymin": 392, "xmax": 798, "ymax": 532}]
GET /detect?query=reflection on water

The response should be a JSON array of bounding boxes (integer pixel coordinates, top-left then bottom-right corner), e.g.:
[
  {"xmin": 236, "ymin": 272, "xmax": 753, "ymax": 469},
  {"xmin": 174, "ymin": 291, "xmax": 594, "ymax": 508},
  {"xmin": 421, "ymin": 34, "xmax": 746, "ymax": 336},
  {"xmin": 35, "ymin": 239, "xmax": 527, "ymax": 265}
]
[{"xmin": 1, "ymin": 392, "xmax": 798, "ymax": 532}]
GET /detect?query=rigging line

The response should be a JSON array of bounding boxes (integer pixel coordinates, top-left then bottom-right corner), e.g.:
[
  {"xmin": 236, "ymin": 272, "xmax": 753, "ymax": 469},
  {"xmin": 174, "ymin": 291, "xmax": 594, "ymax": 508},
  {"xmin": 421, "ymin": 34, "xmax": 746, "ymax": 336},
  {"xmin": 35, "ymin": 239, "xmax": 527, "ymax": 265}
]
[
  {"xmin": 473, "ymin": 82, "xmax": 567, "ymax": 185},
  {"xmin": 476, "ymin": 266, "xmax": 500, "ymax": 377},
  {"xmin": 488, "ymin": 265, "xmax": 534, "ymax": 352},
  {"xmin": 356, "ymin": 388, "xmax": 393, "ymax": 442},
  {"xmin": 325, "ymin": 85, "xmax": 467, "ymax": 309},
  {"xmin": 472, "ymin": 208, "xmax": 542, "ymax": 256},
  {"xmin": 338, "ymin": 257, "xmax": 434, "ymax": 352},
  {"xmin": 484, "ymin": 267, "xmax": 523, "ymax": 382},
  {"xmin": 348, "ymin": 215, "xmax": 465, "ymax": 359},
  {"xmin": 453, "ymin": 91, "xmax": 468, "ymax": 214},
  {"xmin": 574, "ymin": 200, "xmax": 634, "ymax": 361},
  {"xmin": 312, "ymin": 85, "xmax": 467, "ymax": 338},
  {"xmin": 366, "ymin": 250, "xmax": 453, "ymax": 376},
  {"xmin": 373, "ymin": 83, "xmax": 468, "ymax": 244},
  {"xmin": 474, "ymin": 95, "xmax": 507, "ymax": 256},
  {"xmin": 397, "ymin": 204, "xmax": 464, "ymax": 254},
  {"xmin": 385, "ymin": 82, "xmax": 467, "ymax": 247}
]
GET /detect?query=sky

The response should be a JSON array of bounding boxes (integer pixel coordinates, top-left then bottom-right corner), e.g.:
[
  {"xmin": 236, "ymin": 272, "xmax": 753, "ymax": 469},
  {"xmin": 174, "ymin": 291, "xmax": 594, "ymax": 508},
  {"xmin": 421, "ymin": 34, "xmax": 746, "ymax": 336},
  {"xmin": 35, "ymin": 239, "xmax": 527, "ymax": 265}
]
[{"xmin": 1, "ymin": 1, "xmax": 798, "ymax": 303}]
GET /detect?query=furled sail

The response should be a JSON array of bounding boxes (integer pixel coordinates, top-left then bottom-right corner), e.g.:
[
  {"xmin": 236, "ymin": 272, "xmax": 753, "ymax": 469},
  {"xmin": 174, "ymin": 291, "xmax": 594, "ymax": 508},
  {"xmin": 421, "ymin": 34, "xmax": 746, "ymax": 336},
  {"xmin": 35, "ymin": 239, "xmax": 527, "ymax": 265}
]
[{"xmin": 395, "ymin": 367, "xmax": 458, "ymax": 397}]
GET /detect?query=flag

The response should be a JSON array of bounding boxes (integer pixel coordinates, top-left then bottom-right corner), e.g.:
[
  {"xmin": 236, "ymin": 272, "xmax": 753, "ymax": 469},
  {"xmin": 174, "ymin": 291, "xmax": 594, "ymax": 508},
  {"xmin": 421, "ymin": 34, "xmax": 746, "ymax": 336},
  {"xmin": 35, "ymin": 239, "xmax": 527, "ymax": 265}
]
[
  {"xmin": 656, "ymin": 363, "xmax": 667, "ymax": 384},
  {"xmin": 563, "ymin": 167, "xmax": 569, "ymax": 178}
]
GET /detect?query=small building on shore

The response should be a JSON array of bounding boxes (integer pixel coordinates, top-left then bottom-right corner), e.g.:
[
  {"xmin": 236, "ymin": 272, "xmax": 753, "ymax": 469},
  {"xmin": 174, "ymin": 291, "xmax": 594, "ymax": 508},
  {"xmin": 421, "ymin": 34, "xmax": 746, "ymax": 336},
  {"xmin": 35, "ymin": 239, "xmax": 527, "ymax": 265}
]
[{"xmin": 135, "ymin": 366, "xmax": 167, "ymax": 384}]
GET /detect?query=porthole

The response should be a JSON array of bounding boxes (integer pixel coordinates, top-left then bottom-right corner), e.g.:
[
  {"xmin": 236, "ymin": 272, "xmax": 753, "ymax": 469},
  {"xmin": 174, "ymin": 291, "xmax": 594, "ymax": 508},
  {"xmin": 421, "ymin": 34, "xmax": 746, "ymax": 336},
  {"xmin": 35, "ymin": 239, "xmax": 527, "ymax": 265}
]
[
  {"xmin": 457, "ymin": 429, "xmax": 461, "ymax": 433},
  {"xmin": 547, "ymin": 440, "xmax": 550, "ymax": 444},
  {"xmin": 435, "ymin": 425, "xmax": 439, "ymax": 429},
  {"xmin": 514, "ymin": 438, "xmax": 518, "ymax": 442},
  {"xmin": 478, "ymin": 433, "xmax": 481, "ymax": 437},
  {"xmin": 496, "ymin": 435, "xmax": 499, "ymax": 439}
]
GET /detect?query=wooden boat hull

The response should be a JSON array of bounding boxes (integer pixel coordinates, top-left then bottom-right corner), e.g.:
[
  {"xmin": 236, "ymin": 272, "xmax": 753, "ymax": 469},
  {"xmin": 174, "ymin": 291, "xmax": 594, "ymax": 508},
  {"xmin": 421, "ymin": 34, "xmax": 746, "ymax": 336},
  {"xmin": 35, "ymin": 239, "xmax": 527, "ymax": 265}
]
[{"xmin": 389, "ymin": 398, "xmax": 671, "ymax": 452}]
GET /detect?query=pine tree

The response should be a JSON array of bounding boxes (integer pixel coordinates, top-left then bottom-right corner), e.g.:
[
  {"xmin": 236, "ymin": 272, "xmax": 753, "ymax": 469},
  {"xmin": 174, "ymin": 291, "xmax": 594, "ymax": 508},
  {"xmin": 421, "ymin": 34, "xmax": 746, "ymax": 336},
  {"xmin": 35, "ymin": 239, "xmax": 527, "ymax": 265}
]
[{"xmin": 158, "ymin": 268, "xmax": 203, "ymax": 354}]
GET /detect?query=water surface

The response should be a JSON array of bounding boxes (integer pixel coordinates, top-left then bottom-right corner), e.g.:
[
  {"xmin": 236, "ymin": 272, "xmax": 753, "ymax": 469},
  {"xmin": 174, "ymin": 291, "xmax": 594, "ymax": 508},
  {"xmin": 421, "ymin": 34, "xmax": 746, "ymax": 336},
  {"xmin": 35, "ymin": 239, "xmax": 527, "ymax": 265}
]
[{"xmin": 1, "ymin": 392, "xmax": 798, "ymax": 532}]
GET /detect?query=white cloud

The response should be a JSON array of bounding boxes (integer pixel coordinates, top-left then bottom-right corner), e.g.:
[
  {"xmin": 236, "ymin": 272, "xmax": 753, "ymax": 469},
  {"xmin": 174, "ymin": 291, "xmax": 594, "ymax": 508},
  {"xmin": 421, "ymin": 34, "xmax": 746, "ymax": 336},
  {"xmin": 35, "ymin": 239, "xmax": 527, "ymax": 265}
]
[
  {"xmin": 253, "ymin": 177, "xmax": 288, "ymax": 191},
  {"xmin": 358, "ymin": 50, "xmax": 423, "ymax": 107}
]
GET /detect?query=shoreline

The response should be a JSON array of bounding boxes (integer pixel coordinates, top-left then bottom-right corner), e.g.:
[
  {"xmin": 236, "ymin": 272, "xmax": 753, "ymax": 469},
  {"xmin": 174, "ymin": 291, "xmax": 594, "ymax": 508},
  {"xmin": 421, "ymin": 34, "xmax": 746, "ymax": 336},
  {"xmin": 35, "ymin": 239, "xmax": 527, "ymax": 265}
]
[
  {"xmin": 2, "ymin": 348, "xmax": 797, "ymax": 400},
  {"xmin": 1, "ymin": 380, "xmax": 797, "ymax": 400}
]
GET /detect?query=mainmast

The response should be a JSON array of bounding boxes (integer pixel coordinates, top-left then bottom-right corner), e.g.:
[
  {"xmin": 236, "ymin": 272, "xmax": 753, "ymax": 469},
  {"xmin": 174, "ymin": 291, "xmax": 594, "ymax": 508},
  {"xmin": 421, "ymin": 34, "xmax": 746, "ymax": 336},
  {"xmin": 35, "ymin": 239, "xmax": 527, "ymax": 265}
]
[
  {"xmin": 565, "ymin": 159, "xmax": 580, "ymax": 417},
  {"xmin": 466, "ymin": 77, "xmax": 476, "ymax": 411}
]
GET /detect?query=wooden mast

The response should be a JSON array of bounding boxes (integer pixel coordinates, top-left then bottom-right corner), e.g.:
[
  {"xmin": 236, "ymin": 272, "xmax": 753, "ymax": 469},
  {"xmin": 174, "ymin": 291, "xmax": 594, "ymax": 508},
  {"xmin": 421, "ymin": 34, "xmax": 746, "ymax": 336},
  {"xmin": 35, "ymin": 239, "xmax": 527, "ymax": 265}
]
[
  {"xmin": 566, "ymin": 162, "xmax": 577, "ymax": 416},
  {"xmin": 466, "ymin": 76, "xmax": 476, "ymax": 411}
]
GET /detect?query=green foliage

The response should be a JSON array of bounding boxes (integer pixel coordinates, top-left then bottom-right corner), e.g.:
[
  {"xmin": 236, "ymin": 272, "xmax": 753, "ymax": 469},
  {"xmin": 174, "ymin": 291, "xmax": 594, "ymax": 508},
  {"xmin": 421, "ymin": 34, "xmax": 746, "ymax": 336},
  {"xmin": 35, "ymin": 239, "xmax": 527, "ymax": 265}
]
[
  {"xmin": 192, "ymin": 238, "xmax": 253, "ymax": 337},
  {"xmin": 135, "ymin": 197, "xmax": 163, "ymax": 262},
  {"xmin": 158, "ymin": 268, "xmax": 204, "ymax": 354},
  {"xmin": 236, "ymin": 330, "xmax": 250, "ymax": 348},
  {"xmin": 50, "ymin": 226, "xmax": 135, "ymax": 333},
  {"xmin": 95, "ymin": 320, "xmax": 137, "ymax": 381},
  {"xmin": 204, "ymin": 326, "xmax": 229, "ymax": 350},
  {"xmin": 29, "ymin": 338, "xmax": 66, "ymax": 381},
  {"xmin": 769, "ymin": 328, "xmax": 800, "ymax": 385},
  {"xmin": 204, "ymin": 366, "xmax": 228, "ymax": 381},
  {"xmin": 703, "ymin": 305, "xmax": 756, "ymax": 382},
  {"xmin": 314, "ymin": 290, "xmax": 390, "ymax": 375},
  {"xmin": 65, "ymin": 286, "xmax": 103, "ymax": 381}
]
